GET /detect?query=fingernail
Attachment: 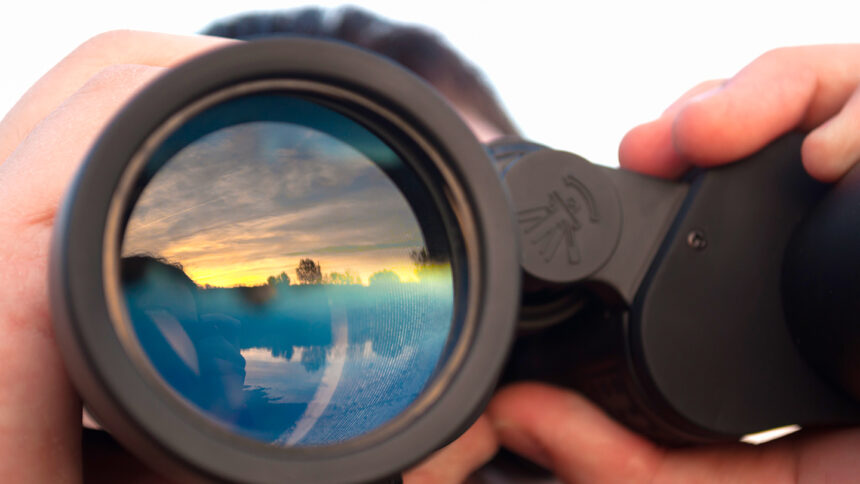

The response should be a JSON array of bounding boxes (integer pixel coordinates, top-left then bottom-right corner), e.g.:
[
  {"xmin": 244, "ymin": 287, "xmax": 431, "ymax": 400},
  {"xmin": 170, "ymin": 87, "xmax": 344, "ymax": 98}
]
[{"xmin": 493, "ymin": 420, "xmax": 553, "ymax": 470}]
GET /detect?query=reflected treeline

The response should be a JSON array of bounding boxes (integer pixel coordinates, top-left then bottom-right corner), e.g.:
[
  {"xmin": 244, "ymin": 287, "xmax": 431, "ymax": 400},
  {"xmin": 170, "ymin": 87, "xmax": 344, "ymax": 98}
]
[
  {"xmin": 191, "ymin": 256, "xmax": 452, "ymax": 362},
  {"xmin": 121, "ymin": 253, "xmax": 454, "ymax": 445}
]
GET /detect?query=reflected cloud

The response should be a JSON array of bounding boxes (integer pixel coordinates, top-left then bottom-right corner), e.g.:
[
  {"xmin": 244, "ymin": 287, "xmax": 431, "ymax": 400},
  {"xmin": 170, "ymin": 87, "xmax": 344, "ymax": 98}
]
[{"xmin": 124, "ymin": 121, "xmax": 424, "ymax": 287}]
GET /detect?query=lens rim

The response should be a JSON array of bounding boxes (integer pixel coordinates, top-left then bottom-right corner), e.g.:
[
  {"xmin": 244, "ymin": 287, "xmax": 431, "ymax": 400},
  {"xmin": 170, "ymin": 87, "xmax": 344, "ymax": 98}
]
[
  {"xmin": 51, "ymin": 38, "xmax": 520, "ymax": 483},
  {"xmin": 110, "ymin": 80, "xmax": 470, "ymax": 450}
]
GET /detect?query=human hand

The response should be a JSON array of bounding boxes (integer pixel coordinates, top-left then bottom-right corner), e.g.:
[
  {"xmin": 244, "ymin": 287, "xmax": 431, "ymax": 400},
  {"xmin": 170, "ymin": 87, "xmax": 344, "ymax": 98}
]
[
  {"xmin": 0, "ymin": 30, "xmax": 497, "ymax": 483},
  {"xmin": 0, "ymin": 30, "xmax": 237, "ymax": 483},
  {"xmin": 619, "ymin": 45, "xmax": 860, "ymax": 182},
  {"xmin": 486, "ymin": 45, "xmax": 860, "ymax": 484},
  {"xmin": 489, "ymin": 383, "xmax": 860, "ymax": 483}
]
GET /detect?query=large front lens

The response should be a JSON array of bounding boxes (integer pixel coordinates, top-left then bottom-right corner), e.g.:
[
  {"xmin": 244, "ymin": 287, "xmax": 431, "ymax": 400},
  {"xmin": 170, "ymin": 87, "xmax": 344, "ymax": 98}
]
[{"xmin": 118, "ymin": 90, "xmax": 456, "ymax": 446}]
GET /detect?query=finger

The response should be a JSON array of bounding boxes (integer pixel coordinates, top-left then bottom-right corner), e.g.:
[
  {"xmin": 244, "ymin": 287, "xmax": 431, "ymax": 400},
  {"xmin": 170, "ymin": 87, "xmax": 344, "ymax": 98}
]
[
  {"xmin": 0, "ymin": 65, "xmax": 165, "ymax": 483},
  {"xmin": 403, "ymin": 415, "xmax": 499, "ymax": 484},
  {"xmin": 487, "ymin": 383, "xmax": 662, "ymax": 483},
  {"xmin": 793, "ymin": 427, "xmax": 860, "ymax": 482},
  {"xmin": 0, "ymin": 30, "xmax": 234, "ymax": 164},
  {"xmin": 619, "ymin": 79, "xmax": 724, "ymax": 178},
  {"xmin": 802, "ymin": 84, "xmax": 860, "ymax": 181},
  {"xmin": 0, "ymin": 312, "xmax": 82, "ymax": 483},
  {"xmin": 672, "ymin": 45, "xmax": 860, "ymax": 167},
  {"xmin": 489, "ymin": 383, "xmax": 808, "ymax": 483},
  {"xmin": 0, "ymin": 66, "xmax": 165, "ymax": 483},
  {"xmin": 0, "ymin": 64, "xmax": 166, "ymax": 227}
]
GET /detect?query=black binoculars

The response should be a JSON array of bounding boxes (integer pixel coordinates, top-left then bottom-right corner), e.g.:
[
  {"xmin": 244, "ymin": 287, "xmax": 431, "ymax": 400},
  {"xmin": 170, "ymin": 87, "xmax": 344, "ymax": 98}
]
[{"xmin": 51, "ymin": 39, "xmax": 860, "ymax": 483}]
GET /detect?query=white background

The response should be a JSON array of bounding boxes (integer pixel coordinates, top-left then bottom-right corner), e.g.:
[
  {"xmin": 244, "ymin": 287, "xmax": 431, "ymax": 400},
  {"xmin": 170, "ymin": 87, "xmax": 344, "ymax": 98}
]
[{"xmin": 2, "ymin": 0, "xmax": 859, "ymax": 166}]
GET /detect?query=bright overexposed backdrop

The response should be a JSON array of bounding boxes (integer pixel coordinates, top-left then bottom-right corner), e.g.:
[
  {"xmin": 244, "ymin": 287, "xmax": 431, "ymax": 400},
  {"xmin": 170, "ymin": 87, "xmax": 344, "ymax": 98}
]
[{"xmin": 2, "ymin": 0, "xmax": 859, "ymax": 165}]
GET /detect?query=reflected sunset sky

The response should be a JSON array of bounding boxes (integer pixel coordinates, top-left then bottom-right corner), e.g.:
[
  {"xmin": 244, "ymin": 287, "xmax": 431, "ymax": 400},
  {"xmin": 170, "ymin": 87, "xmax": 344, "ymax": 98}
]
[{"xmin": 123, "ymin": 120, "xmax": 427, "ymax": 287}]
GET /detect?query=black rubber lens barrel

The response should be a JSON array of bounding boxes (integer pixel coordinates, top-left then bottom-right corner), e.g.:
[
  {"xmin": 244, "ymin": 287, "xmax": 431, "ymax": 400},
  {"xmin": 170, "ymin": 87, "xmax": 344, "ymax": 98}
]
[{"xmin": 50, "ymin": 38, "xmax": 520, "ymax": 484}]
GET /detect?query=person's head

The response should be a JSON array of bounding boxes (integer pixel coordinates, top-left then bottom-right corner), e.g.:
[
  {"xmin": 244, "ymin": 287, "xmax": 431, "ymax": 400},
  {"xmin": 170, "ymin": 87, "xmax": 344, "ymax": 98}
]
[
  {"xmin": 201, "ymin": 6, "xmax": 519, "ymax": 142},
  {"xmin": 122, "ymin": 255, "xmax": 199, "ymax": 327}
]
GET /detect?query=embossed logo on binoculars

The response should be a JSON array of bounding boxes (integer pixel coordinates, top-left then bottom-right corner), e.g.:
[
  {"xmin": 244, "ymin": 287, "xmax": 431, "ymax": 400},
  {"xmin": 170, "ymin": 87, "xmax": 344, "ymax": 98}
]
[{"xmin": 518, "ymin": 174, "xmax": 600, "ymax": 265}]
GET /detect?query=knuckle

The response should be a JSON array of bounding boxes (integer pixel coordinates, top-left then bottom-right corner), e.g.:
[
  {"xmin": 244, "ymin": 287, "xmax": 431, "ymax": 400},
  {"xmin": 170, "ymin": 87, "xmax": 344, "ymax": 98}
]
[
  {"xmin": 72, "ymin": 29, "xmax": 153, "ymax": 64},
  {"xmin": 759, "ymin": 46, "xmax": 790, "ymax": 61},
  {"xmin": 76, "ymin": 29, "xmax": 138, "ymax": 53},
  {"xmin": 755, "ymin": 46, "xmax": 806, "ymax": 67},
  {"xmin": 66, "ymin": 64, "xmax": 162, "ymax": 108},
  {"xmin": 749, "ymin": 46, "xmax": 816, "ymax": 86},
  {"xmin": 84, "ymin": 64, "xmax": 159, "ymax": 90}
]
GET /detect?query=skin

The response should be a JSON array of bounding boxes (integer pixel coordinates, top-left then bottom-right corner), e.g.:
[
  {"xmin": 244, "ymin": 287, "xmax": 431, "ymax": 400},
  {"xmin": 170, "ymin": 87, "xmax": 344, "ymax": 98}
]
[
  {"xmin": 0, "ymin": 31, "xmax": 858, "ymax": 483},
  {"xmin": 492, "ymin": 44, "xmax": 860, "ymax": 483}
]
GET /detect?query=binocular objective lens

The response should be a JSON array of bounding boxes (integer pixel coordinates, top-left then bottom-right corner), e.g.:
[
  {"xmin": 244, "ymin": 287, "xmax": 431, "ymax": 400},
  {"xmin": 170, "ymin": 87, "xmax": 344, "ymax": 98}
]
[{"xmin": 117, "ymin": 92, "xmax": 456, "ymax": 446}]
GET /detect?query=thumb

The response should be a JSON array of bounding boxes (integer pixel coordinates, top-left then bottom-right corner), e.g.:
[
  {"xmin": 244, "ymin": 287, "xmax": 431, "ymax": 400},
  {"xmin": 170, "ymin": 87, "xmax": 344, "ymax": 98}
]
[
  {"xmin": 487, "ymin": 383, "xmax": 662, "ymax": 483},
  {"xmin": 403, "ymin": 415, "xmax": 499, "ymax": 484}
]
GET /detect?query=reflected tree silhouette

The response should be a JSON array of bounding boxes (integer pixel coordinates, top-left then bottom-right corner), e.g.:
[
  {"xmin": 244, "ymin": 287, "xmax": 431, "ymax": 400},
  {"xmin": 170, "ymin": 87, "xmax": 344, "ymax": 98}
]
[
  {"xmin": 369, "ymin": 269, "xmax": 400, "ymax": 286},
  {"xmin": 324, "ymin": 270, "xmax": 361, "ymax": 285},
  {"xmin": 409, "ymin": 247, "xmax": 447, "ymax": 281},
  {"xmin": 301, "ymin": 346, "xmax": 328, "ymax": 373},
  {"xmin": 267, "ymin": 271, "xmax": 290, "ymax": 287},
  {"xmin": 409, "ymin": 247, "xmax": 432, "ymax": 266},
  {"xmin": 296, "ymin": 258, "xmax": 322, "ymax": 285}
]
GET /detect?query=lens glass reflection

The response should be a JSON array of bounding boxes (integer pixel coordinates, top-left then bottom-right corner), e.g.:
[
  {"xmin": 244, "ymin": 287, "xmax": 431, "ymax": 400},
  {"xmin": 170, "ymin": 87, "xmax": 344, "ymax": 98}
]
[{"xmin": 119, "ymin": 93, "xmax": 455, "ymax": 446}]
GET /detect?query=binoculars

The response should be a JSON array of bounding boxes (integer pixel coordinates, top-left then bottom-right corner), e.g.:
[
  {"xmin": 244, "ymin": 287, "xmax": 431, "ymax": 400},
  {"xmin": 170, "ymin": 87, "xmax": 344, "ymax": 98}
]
[{"xmin": 51, "ymin": 38, "xmax": 860, "ymax": 483}]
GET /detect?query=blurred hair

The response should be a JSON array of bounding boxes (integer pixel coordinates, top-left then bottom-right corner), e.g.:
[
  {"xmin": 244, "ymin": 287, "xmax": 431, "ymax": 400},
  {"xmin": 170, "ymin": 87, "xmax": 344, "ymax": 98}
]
[
  {"xmin": 121, "ymin": 254, "xmax": 198, "ymax": 293},
  {"xmin": 201, "ymin": 6, "xmax": 519, "ymax": 136}
]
